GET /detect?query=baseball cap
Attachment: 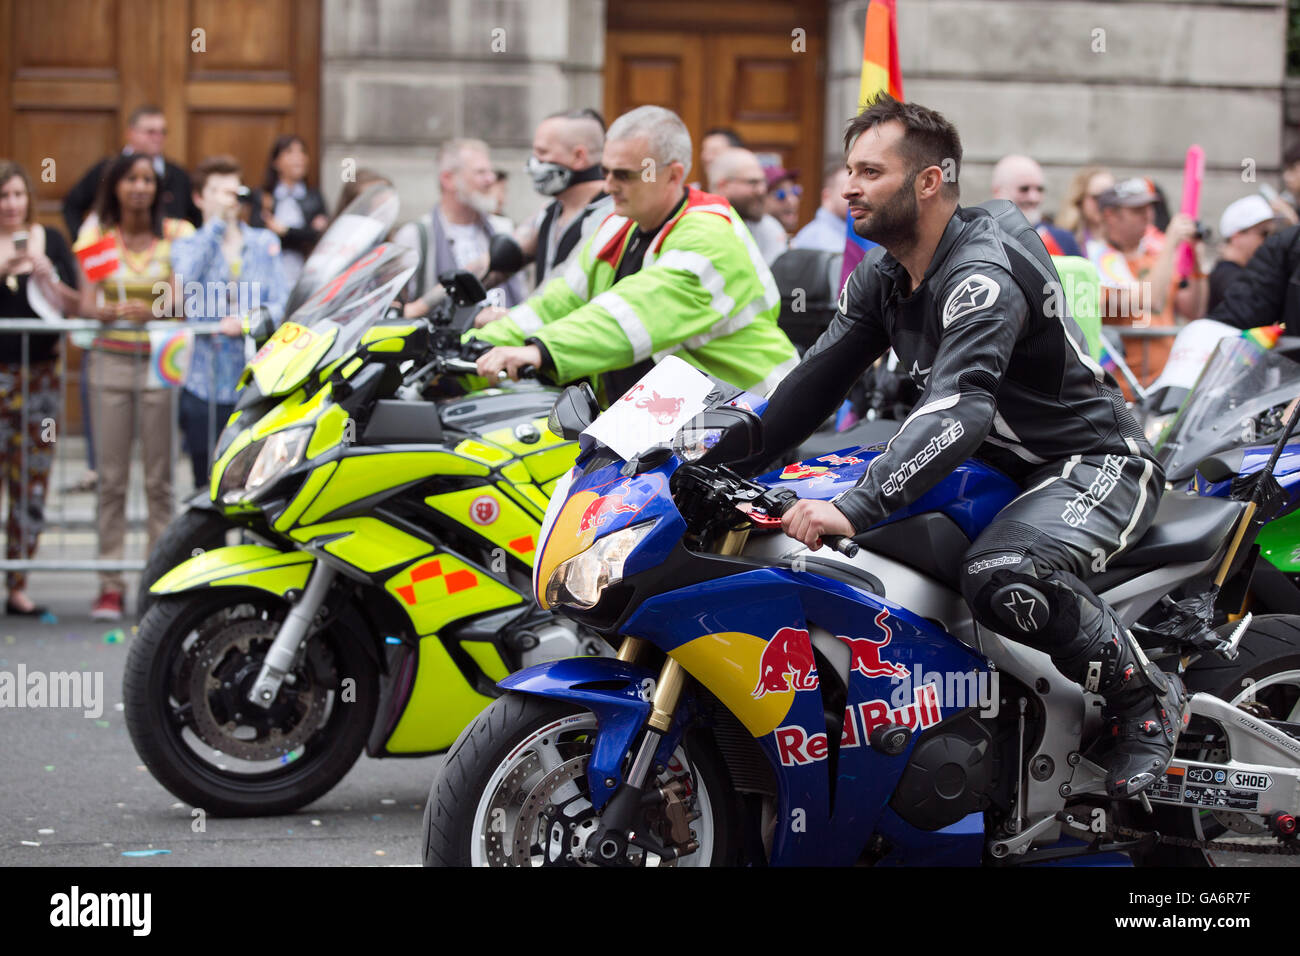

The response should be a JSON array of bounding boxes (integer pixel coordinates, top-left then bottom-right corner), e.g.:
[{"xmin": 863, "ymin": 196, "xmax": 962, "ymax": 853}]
[
  {"xmin": 1096, "ymin": 177, "xmax": 1157, "ymax": 209},
  {"xmin": 764, "ymin": 165, "xmax": 800, "ymax": 189},
  {"xmin": 1219, "ymin": 195, "xmax": 1283, "ymax": 239}
]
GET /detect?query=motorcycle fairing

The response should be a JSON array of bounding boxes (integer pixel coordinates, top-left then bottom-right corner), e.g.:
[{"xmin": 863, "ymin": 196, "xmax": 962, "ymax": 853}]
[{"xmin": 149, "ymin": 544, "xmax": 314, "ymax": 596}]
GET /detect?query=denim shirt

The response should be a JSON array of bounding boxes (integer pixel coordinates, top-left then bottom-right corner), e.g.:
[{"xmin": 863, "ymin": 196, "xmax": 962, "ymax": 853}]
[{"xmin": 171, "ymin": 219, "xmax": 288, "ymax": 403}]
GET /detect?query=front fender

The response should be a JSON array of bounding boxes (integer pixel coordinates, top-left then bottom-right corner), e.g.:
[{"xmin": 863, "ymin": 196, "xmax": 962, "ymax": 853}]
[
  {"xmin": 150, "ymin": 544, "xmax": 314, "ymax": 597},
  {"xmin": 501, "ymin": 656, "xmax": 657, "ymax": 809}
]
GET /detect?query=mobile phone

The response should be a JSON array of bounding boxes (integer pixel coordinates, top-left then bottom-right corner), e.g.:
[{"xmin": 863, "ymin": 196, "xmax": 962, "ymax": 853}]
[
  {"xmin": 13, "ymin": 230, "xmax": 27, "ymax": 253},
  {"xmin": 235, "ymin": 186, "xmax": 254, "ymax": 204}
]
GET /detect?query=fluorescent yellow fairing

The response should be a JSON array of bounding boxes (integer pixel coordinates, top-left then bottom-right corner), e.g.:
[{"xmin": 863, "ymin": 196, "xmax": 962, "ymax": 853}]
[
  {"xmin": 383, "ymin": 553, "xmax": 523, "ymax": 634},
  {"xmin": 150, "ymin": 545, "xmax": 315, "ymax": 596},
  {"xmin": 290, "ymin": 517, "xmax": 433, "ymax": 573},
  {"xmin": 385, "ymin": 635, "xmax": 496, "ymax": 753},
  {"xmin": 461, "ymin": 641, "xmax": 509, "ymax": 681},
  {"xmin": 298, "ymin": 452, "xmax": 487, "ymax": 526},
  {"xmin": 424, "ymin": 488, "xmax": 540, "ymax": 564},
  {"xmin": 244, "ymin": 321, "xmax": 336, "ymax": 396}
]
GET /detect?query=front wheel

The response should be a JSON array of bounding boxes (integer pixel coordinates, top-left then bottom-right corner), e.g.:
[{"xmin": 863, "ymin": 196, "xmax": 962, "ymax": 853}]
[
  {"xmin": 422, "ymin": 694, "xmax": 737, "ymax": 867},
  {"xmin": 123, "ymin": 588, "xmax": 379, "ymax": 816}
]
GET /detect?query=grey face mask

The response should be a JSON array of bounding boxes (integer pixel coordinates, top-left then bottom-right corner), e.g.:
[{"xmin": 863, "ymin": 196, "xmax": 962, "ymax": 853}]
[{"xmin": 526, "ymin": 155, "xmax": 603, "ymax": 197}]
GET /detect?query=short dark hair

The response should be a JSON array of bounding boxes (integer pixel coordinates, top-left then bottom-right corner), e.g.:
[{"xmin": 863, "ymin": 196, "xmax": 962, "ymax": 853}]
[
  {"xmin": 704, "ymin": 127, "xmax": 744, "ymax": 149},
  {"xmin": 193, "ymin": 154, "xmax": 241, "ymax": 195},
  {"xmin": 128, "ymin": 105, "xmax": 164, "ymax": 127},
  {"xmin": 1284, "ymin": 140, "xmax": 1300, "ymax": 170},
  {"xmin": 842, "ymin": 93, "xmax": 962, "ymax": 199},
  {"xmin": 263, "ymin": 133, "xmax": 310, "ymax": 193},
  {"xmin": 95, "ymin": 152, "xmax": 164, "ymax": 237}
]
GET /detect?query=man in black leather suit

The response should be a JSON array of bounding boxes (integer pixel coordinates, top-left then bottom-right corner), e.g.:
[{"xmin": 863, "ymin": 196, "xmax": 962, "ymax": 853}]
[{"xmin": 767, "ymin": 95, "xmax": 1188, "ymax": 798}]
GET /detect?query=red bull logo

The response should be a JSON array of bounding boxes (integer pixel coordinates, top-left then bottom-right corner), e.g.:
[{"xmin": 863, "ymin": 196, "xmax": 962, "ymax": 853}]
[
  {"xmin": 817, "ymin": 453, "xmax": 864, "ymax": 466},
  {"xmin": 839, "ymin": 610, "xmax": 910, "ymax": 680},
  {"xmin": 635, "ymin": 389, "xmax": 686, "ymax": 425},
  {"xmin": 753, "ymin": 626, "xmax": 820, "ymax": 699},
  {"xmin": 577, "ymin": 479, "xmax": 639, "ymax": 533},
  {"xmin": 775, "ymin": 685, "xmax": 942, "ymax": 766}
]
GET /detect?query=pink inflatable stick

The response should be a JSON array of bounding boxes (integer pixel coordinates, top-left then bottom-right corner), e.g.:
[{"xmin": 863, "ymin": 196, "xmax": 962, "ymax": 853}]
[{"xmin": 1176, "ymin": 145, "xmax": 1204, "ymax": 278}]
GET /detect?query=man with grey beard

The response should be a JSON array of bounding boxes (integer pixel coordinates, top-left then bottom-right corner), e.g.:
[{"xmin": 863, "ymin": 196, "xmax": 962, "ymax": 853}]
[
  {"xmin": 398, "ymin": 138, "xmax": 526, "ymax": 317},
  {"xmin": 709, "ymin": 147, "xmax": 788, "ymax": 264}
]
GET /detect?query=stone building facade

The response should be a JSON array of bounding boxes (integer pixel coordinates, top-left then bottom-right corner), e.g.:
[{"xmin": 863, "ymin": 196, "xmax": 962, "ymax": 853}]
[{"xmin": 323, "ymin": 0, "xmax": 1292, "ymax": 239}]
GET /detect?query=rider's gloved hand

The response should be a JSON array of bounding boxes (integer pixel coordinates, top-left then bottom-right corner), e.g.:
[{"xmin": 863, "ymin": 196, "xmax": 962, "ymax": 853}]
[
  {"xmin": 781, "ymin": 499, "xmax": 856, "ymax": 550},
  {"xmin": 476, "ymin": 344, "xmax": 542, "ymax": 382}
]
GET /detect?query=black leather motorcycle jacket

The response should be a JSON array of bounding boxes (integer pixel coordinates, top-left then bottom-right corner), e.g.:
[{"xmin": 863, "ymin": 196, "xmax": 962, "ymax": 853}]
[{"xmin": 757, "ymin": 200, "xmax": 1160, "ymax": 534}]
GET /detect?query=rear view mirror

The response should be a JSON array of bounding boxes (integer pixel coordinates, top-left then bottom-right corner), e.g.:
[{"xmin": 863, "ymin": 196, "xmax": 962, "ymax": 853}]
[
  {"xmin": 438, "ymin": 269, "xmax": 488, "ymax": 306},
  {"xmin": 487, "ymin": 234, "xmax": 525, "ymax": 277},
  {"xmin": 548, "ymin": 383, "xmax": 600, "ymax": 440}
]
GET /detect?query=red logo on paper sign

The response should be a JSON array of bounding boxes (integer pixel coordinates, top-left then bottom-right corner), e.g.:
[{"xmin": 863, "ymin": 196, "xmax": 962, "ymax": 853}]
[
  {"xmin": 840, "ymin": 610, "xmax": 910, "ymax": 680},
  {"xmin": 635, "ymin": 390, "xmax": 686, "ymax": 426},
  {"xmin": 470, "ymin": 495, "xmax": 500, "ymax": 526},
  {"xmin": 578, "ymin": 479, "xmax": 639, "ymax": 533},
  {"xmin": 753, "ymin": 626, "xmax": 820, "ymax": 699}
]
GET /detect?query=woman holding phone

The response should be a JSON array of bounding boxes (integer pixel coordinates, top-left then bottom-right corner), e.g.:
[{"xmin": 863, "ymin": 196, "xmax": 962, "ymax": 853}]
[{"xmin": 0, "ymin": 160, "xmax": 83, "ymax": 616}]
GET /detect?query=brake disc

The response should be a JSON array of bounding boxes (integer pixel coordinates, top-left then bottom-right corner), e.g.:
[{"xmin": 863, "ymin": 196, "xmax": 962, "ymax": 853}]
[
  {"xmin": 185, "ymin": 618, "xmax": 335, "ymax": 761},
  {"xmin": 510, "ymin": 755, "xmax": 606, "ymax": 867}
]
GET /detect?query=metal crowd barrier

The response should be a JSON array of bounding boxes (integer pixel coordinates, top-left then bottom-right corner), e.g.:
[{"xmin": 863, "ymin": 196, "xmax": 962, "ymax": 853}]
[{"xmin": 0, "ymin": 317, "xmax": 231, "ymax": 574}]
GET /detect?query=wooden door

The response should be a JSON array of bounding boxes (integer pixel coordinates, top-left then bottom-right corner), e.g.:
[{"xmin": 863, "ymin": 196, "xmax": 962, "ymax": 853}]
[
  {"xmin": 605, "ymin": 0, "xmax": 827, "ymax": 228},
  {"xmin": 0, "ymin": 0, "xmax": 320, "ymax": 434}
]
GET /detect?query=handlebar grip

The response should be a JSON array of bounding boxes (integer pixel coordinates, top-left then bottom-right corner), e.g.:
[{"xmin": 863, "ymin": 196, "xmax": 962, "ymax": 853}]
[
  {"xmin": 825, "ymin": 535, "xmax": 860, "ymax": 558},
  {"xmin": 517, "ymin": 364, "xmax": 538, "ymax": 380}
]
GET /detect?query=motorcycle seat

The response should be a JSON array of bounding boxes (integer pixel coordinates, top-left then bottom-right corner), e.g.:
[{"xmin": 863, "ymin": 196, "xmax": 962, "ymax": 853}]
[
  {"xmin": 1108, "ymin": 492, "xmax": 1245, "ymax": 568},
  {"xmin": 1194, "ymin": 448, "xmax": 1245, "ymax": 484}
]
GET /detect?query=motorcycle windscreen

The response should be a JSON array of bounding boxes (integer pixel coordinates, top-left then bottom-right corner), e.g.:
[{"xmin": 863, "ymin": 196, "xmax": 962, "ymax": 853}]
[
  {"xmin": 283, "ymin": 182, "xmax": 401, "ymax": 318},
  {"xmin": 1156, "ymin": 337, "xmax": 1300, "ymax": 483}
]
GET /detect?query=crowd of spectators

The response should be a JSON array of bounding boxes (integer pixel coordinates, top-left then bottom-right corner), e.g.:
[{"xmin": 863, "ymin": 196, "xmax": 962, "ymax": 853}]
[{"xmin": 3, "ymin": 100, "xmax": 1300, "ymax": 619}]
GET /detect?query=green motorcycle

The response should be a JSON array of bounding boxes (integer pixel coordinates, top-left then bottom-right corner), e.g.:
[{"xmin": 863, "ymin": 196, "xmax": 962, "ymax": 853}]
[{"xmin": 124, "ymin": 213, "xmax": 593, "ymax": 816}]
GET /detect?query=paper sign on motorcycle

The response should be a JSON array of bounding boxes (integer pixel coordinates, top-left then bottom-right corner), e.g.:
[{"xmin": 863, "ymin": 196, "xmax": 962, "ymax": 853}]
[{"xmin": 582, "ymin": 356, "xmax": 713, "ymax": 461}]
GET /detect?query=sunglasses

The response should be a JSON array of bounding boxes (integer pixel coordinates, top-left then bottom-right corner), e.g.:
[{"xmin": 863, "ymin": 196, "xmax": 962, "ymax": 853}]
[
  {"xmin": 773, "ymin": 186, "xmax": 802, "ymax": 201},
  {"xmin": 601, "ymin": 166, "xmax": 640, "ymax": 182}
]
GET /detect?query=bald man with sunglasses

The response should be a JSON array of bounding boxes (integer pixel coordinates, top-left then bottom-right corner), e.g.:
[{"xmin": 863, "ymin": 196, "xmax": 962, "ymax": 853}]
[{"xmin": 471, "ymin": 105, "xmax": 798, "ymax": 402}]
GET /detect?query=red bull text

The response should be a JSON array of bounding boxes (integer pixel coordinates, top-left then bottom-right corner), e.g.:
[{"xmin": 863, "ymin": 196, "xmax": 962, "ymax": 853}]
[{"xmin": 774, "ymin": 684, "xmax": 943, "ymax": 766}]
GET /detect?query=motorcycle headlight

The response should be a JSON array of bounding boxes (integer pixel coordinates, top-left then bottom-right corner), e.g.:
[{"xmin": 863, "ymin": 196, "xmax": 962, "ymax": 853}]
[
  {"xmin": 544, "ymin": 522, "xmax": 654, "ymax": 609},
  {"xmin": 1143, "ymin": 413, "xmax": 1173, "ymax": 448},
  {"xmin": 219, "ymin": 427, "xmax": 311, "ymax": 503}
]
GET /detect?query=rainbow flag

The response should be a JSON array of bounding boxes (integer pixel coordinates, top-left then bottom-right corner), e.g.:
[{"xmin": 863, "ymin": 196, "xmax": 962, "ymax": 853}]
[
  {"xmin": 840, "ymin": 0, "xmax": 903, "ymax": 290},
  {"xmin": 1243, "ymin": 324, "xmax": 1283, "ymax": 350}
]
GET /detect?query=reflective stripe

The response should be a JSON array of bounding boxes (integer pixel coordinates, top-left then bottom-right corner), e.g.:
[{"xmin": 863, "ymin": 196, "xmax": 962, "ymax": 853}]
[
  {"xmin": 984, "ymin": 435, "xmax": 1048, "ymax": 464},
  {"xmin": 1008, "ymin": 454, "xmax": 1081, "ymax": 506},
  {"xmin": 592, "ymin": 291, "xmax": 653, "ymax": 361},
  {"xmin": 1110, "ymin": 440, "xmax": 1154, "ymax": 561},
  {"xmin": 686, "ymin": 300, "xmax": 763, "ymax": 349},
  {"xmin": 590, "ymin": 215, "xmax": 628, "ymax": 253},
  {"xmin": 691, "ymin": 203, "xmax": 733, "ymax": 218},
  {"xmin": 757, "ymin": 353, "xmax": 800, "ymax": 396},
  {"xmin": 657, "ymin": 249, "xmax": 735, "ymax": 320},
  {"xmin": 564, "ymin": 258, "xmax": 589, "ymax": 301},
  {"xmin": 511, "ymin": 302, "xmax": 543, "ymax": 333}
]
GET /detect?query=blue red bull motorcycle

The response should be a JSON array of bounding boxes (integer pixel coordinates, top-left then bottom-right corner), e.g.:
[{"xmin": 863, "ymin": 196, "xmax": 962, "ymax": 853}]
[{"xmin": 423, "ymin": 359, "xmax": 1300, "ymax": 866}]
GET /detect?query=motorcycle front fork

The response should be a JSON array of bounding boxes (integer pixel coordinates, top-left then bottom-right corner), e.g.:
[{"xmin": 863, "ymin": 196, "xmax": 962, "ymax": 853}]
[
  {"xmin": 588, "ymin": 529, "xmax": 750, "ymax": 862},
  {"xmin": 246, "ymin": 562, "xmax": 337, "ymax": 709}
]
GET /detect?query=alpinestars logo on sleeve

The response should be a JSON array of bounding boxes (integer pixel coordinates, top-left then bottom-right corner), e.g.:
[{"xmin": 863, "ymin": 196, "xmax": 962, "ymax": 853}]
[
  {"xmin": 942, "ymin": 274, "xmax": 1000, "ymax": 328},
  {"xmin": 837, "ymin": 282, "xmax": 849, "ymax": 315}
]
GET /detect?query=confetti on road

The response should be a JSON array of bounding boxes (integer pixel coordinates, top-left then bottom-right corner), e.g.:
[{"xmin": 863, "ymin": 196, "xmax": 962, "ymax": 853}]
[
  {"xmin": 94, "ymin": 720, "xmax": 110, "ymax": 728},
  {"xmin": 40, "ymin": 611, "xmax": 57, "ymax": 624},
  {"xmin": 121, "ymin": 849, "xmax": 171, "ymax": 857},
  {"xmin": 102, "ymin": 629, "xmax": 125, "ymax": 644},
  {"xmin": 374, "ymin": 850, "xmax": 386, "ymax": 856},
  {"xmin": 380, "ymin": 798, "xmax": 396, "ymax": 805},
  {"xmin": 21, "ymin": 840, "xmax": 40, "ymax": 847},
  {"xmin": 371, "ymin": 814, "xmax": 383, "ymax": 821},
  {"xmin": 311, "ymin": 820, "xmax": 321, "ymax": 826},
  {"xmin": 38, "ymin": 828, "xmax": 54, "ymax": 834},
  {"xmin": 43, "ymin": 765, "xmax": 54, "ymax": 772},
  {"xmin": 114, "ymin": 702, "xmax": 124, "ymax": 711}
]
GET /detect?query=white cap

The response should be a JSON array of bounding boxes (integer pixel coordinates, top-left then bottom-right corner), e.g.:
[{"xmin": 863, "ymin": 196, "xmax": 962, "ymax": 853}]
[{"xmin": 1219, "ymin": 195, "xmax": 1282, "ymax": 239}]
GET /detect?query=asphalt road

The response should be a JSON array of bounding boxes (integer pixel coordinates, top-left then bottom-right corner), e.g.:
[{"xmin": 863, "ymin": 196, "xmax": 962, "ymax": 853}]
[
  {"xmin": 0, "ymin": 571, "xmax": 1291, "ymax": 868},
  {"xmin": 1, "ymin": 572, "xmax": 439, "ymax": 867}
]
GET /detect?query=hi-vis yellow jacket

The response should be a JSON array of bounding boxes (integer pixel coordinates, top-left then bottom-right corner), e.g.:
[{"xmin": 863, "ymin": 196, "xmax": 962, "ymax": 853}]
[{"xmin": 471, "ymin": 187, "xmax": 799, "ymax": 396}]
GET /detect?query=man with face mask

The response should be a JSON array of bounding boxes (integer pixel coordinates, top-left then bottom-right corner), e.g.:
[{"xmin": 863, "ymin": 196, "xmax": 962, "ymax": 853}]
[
  {"xmin": 398, "ymin": 138, "xmax": 526, "ymax": 318},
  {"xmin": 754, "ymin": 94, "xmax": 1187, "ymax": 800}
]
